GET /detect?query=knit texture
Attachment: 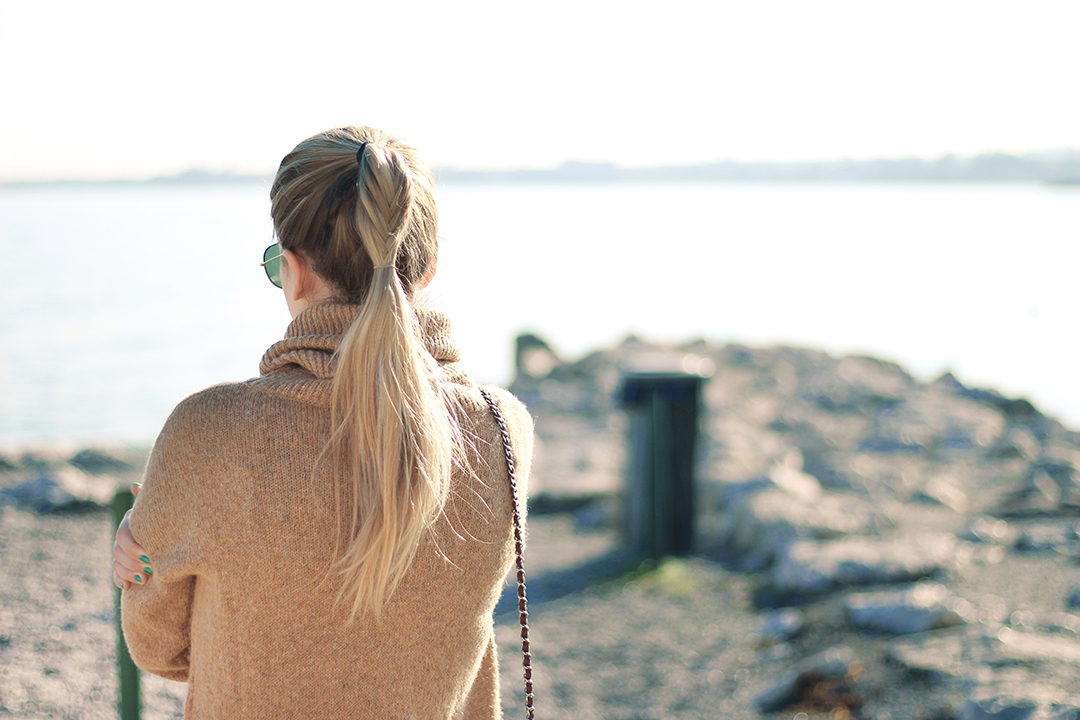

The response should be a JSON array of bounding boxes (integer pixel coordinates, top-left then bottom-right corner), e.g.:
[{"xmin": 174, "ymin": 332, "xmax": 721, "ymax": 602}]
[{"xmin": 122, "ymin": 303, "xmax": 533, "ymax": 720}]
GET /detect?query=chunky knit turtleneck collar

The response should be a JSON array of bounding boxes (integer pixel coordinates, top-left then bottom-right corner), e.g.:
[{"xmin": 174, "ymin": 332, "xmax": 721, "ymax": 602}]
[{"xmin": 258, "ymin": 301, "xmax": 461, "ymax": 380}]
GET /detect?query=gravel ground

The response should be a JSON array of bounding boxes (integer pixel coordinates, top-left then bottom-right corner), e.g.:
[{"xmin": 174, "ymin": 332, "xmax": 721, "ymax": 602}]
[
  {"xmin": 0, "ymin": 504, "xmax": 773, "ymax": 720},
  {"xmin": 4, "ymin": 501, "xmax": 1077, "ymax": 719},
  {"xmin": 0, "ymin": 505, "xmax": 187, "ymax": 719},
  {"xmin": 497, "ymin": 515, "xmax": 773, "ymax": 720}
]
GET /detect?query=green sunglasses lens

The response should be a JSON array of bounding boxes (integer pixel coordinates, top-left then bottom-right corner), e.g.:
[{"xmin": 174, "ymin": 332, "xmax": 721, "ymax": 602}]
[{"xmin": 262, "ymin": 245, "xmax": 282, "ymax": 288}]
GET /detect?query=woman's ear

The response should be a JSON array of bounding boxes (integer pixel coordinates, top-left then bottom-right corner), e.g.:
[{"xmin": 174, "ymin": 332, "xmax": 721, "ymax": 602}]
[
  {"xmin": 281, "ymin": 249, "xmax": 321, "ymax": 318},
  {"xmin": 417, "ymin": 241, "xmax": 438, "ymax": 291},
  {"xmin": 281, "ymin": 249, "xmax": 334, "ymax": 318},
  {"xmin": 281, "ymin": 249, "xmax": 311, "ymax": 303}
]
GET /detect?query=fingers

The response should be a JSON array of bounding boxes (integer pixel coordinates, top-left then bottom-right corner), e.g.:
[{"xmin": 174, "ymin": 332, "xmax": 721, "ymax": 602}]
[
  {"xmin": 112, "ymin": 543, "xmax": 151, "ymax": 583},
  {"xmin": 113, "ymin": 508, "xmax": 153, "ymax": 587},
  {"xmin": 113, "ymin": 556, "xmax": 147, "ymax": 588},
  {"xmin": 113, "ymin": 483, "xmax": 147, "ymax": 591}
]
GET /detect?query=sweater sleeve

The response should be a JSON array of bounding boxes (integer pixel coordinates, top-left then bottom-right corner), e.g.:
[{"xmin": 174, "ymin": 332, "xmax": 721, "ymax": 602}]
[{"xmin": 120, "ymin": 388, "xmax": 234, "ymax": 681}]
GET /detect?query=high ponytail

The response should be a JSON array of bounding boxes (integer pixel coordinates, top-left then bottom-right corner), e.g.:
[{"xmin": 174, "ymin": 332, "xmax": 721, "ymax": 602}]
[{"xmin": 270, "ymin": 127, "xmax": 455, "ymax": 620}]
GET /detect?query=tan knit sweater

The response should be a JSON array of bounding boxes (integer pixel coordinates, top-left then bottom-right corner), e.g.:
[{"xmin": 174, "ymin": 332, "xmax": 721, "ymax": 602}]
[{"xmin": 122, "ymin": 303, "xmax": 533, "ymax": 720}]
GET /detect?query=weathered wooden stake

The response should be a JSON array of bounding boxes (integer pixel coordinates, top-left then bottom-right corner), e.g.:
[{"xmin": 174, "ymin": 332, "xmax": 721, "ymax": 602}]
[{"xmin": 112, "ymin": 489, "xmax": 142, "ymax": 720}]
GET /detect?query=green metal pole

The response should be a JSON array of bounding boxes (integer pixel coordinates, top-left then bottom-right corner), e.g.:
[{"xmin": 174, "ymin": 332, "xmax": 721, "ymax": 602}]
[{"xmin": 112, "ymin": 489, "xmax": 142, "ymax": 720}]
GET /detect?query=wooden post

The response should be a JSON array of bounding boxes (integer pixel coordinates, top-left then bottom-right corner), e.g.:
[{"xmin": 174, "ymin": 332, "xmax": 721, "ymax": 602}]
[
  {"xmin": 112, "ymin": 489, "xmax": 142, "ymax": 720},
  {"xmin": 620, "ymin": 361, "xmax": 710, "ymax": 558}
]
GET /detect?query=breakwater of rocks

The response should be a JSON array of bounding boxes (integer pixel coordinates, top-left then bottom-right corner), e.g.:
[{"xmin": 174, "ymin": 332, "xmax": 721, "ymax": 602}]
[{"xmin": 511, "ymin": 333, "xmax": 1080, "ymax": 718}]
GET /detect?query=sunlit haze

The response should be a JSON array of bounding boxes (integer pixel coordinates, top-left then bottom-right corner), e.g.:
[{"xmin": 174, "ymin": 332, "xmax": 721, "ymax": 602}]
[{"xmin": 1, "ymin": 0, "xmax": 1078, "ymax": 181}]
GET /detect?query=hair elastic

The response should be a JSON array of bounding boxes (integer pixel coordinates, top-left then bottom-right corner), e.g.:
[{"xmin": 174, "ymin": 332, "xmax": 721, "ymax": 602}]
[
  {"xmin": 356, "ymin": 143, "xmax": 367, "ymax": 166},
  {"xmin": 373, "ymin": 264, "xmax": 396, "ymax": 270}
]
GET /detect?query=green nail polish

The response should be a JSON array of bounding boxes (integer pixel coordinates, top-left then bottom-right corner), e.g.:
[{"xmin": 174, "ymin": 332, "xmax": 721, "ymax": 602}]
[
  {"xmin": 134, "ymin": 575, "xmax": 142, "ymax": 583},
  {"xmin": 144, "ymin": 567, "xmax": 152, "ymax": 575},
  {"xmin": 139, "ymin": 556, "xmax": 150, "ymax": 564}
]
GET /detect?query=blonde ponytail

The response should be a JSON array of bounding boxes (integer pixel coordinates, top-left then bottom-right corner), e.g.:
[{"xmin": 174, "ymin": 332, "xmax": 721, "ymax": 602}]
[
  {"xmin": 329, "ymin": 144, "xmax": 455, "ymax": 620},
  {"xmin": 270, "ymin": 127, "xmax": 454, "ymax": 620}
]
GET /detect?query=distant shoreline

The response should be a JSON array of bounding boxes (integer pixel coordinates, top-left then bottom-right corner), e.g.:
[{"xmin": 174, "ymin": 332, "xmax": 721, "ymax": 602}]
[{"xmin": 4, "ymin": 150, "xmax": 1079, "ymax": 188}]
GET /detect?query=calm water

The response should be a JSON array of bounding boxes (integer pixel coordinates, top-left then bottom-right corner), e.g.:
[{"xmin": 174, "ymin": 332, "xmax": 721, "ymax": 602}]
[{"xmin": 1, "ymin": 181, "xmax": 1077, "ymax": 446}]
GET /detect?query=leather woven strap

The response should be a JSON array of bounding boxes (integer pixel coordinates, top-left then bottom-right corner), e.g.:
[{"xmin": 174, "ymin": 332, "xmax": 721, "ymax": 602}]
[{"xmin": 478, "ymin": 387, "xmax": 535, "ymax": 719}]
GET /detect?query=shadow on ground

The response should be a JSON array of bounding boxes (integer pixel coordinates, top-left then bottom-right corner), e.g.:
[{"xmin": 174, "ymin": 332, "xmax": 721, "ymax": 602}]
[{"xmin": 494, "ymin": 548, "xmax": 639, "ymax": 617}]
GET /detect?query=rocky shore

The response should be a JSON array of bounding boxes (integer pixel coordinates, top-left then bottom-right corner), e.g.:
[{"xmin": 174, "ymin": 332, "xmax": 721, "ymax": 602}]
[
  {"xmin": 509, "ymin": 333, "xmax": 1080, "ymax": 719},
  {"xmin": 2, "ymin": 333, "xmax": 1079, "ymax": 719}
]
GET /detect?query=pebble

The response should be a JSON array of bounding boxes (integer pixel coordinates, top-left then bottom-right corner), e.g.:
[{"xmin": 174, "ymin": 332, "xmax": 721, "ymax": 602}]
[{"xmin": 757, "ymin": 609, "xmax": 804, "ymax": 646}]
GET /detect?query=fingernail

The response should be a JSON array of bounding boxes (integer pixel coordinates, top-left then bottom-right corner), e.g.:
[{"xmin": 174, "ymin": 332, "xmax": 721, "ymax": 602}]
[
  {"xmin": 134, "ymin": 574, "xmax": 142, "ymax": 583},
  {"xmin": 143, "ymin": 567, "xmax": 152, "ymax": 576},
  {"xmin": 139, "ymin": 556, "xmax": 150, "ymax": 564}
]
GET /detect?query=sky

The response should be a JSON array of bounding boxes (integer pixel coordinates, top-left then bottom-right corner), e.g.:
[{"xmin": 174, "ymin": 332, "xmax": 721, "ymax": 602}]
[{"xmin": 1, "ymin": 0, "xmax": 1078, "ymax": 182}]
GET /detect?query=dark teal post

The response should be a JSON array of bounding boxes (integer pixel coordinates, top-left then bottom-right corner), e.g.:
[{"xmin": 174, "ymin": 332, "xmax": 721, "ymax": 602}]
[
  {"xmin": 112, "ymin": 489, "xmax": 142, "ymax": 720},
  {"xmin": 620, "ymin": 363, "xmax": 710, "ymax": 558}
]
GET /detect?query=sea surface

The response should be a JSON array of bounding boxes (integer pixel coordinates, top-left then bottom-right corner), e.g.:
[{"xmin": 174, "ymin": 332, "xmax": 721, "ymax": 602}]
[{"xmin": 1, "ymin": 180, "xmax": 1077, "ymax": 446}]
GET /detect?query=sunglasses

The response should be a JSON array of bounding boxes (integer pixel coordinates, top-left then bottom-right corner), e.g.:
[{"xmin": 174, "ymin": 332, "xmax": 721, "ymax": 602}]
[{"xmin": 261, "ymin": 244, "xmax": 283, "ymax": 288}]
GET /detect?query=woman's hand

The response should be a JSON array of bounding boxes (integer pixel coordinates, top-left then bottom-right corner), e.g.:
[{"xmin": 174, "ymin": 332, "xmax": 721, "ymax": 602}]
[{"xmin": 113, "ymin": 483, "xmax": 153, "ymax": 591}]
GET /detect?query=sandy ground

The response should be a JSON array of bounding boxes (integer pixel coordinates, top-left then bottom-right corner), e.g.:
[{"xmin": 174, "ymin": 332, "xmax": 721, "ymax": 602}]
[
  {"xmin": 3, "ymin": 501, "xmax": 1078, "ymax": 720},
  {"xmin": 0, "ymin": 505, "xmax": 186, "ymax": 719}
]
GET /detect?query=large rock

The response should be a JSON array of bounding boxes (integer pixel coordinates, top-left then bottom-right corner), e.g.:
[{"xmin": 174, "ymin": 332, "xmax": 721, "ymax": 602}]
[
  {"xmin": 959, "ymin": 687, "xmax": 1080, "ymax": 720},
  {"xmin": 769, "ymin": 533, "xmax": 957, "ymax": 598},
  {"xmin": 1031, "ymin": 452, "xmax": 1080, "ymax": 511},
  {"xmin": 913, "ymin": 475, "xmax": 969, "ymax": 512},
  {"xmin": 1, "ymin": 466, "xmax": 117, "ymax": 512},
  {"xmin": 988, "ymin": 427, "xmax": 1043, "ymax": 461},
  {"xmin": 1068, "ymin": 588, "xmax": 1080, "ymax": 611},
  {"xmin": 711, "ymin": 475, "xmax": 876, "ymax": 571},
  {"xmin": 961, "ymin": 516, "xmax": 1018, "ymax": 545},
  {"xmin": 1014, "ymin": 521, "xmax": 1080, "ymax": 555},
  {"xmin": 754, "ymin": 646, "xmax": 856, "ymax": 713},
  {"xmin": 888, "ymin": 628, "xmax": 975, "ymax": 683},
  {"xmin": 846, "ymin": 583, "xmax": 970, "ymax": 635},
  {"xmin": 514, "ymin": 333, "xmax": 561, "ymax": 381},
  {"xmin": 68, "ymin": 448, "xmax": 134, "ymax": 474},
  {"xmin": 860, "ymin": 389, "xmax": 1005, "ymax": 454},
  {"xmin": 996, "ymin": 452, "xmax": 1080, "ymax": 516},
  {"xmin": 996, "ymin": 626, "xmax": 1080, "ymax": 665},
  {"xmin": 890, "ymin": 625, "xmax": 1080, "ymax": 701},
  {"xmin": 799, "ymin": 355, "xmax": 911, "ymax": 413}
]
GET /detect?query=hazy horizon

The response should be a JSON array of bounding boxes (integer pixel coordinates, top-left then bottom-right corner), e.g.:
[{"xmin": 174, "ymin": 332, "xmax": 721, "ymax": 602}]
[{"xmin": 3, "ymin": 148, "xmax": 1079, "ymax": 186}]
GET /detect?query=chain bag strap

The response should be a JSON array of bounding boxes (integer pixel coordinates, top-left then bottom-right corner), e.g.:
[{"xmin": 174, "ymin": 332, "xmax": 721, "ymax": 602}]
[{"xmin": 478, "ymin": 387, "xmax": 535, "ymax": 720}]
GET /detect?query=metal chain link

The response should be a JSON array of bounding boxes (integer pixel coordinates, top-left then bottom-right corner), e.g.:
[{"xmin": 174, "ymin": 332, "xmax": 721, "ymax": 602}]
[{"xmin": 479, "ymin": 387, "xmax": 534, "ymax": 719}]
